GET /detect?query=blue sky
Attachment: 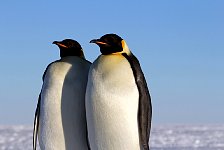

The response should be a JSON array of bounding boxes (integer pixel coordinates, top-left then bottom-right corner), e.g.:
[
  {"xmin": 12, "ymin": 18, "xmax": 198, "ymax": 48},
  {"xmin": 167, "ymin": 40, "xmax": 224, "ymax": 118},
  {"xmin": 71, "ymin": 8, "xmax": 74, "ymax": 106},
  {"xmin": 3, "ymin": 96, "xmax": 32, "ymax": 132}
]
[{"xmin": 0, "ymin": 1, "xmax": 223, "ymax": 125}]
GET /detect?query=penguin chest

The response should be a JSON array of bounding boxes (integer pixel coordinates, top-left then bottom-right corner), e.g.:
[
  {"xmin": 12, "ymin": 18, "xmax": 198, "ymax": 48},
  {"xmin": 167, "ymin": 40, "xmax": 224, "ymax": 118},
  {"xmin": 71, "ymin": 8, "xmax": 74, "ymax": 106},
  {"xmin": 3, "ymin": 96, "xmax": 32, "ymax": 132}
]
[
  {"xmin": 94, "ymin": 55, "xmax": 139, "ymax": 104},
  {"xmin": 86, "ymin": 55, "xmax": 140, "ymax": 150}
]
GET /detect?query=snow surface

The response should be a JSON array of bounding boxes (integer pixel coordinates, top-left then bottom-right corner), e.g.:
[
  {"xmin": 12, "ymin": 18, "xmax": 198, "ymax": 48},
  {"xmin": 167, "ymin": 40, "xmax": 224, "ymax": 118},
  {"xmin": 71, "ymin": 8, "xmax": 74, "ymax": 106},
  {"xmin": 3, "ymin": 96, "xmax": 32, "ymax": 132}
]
[{"xmin": 0, "ymin": 124, "xmax": 224, "ymax": 150}]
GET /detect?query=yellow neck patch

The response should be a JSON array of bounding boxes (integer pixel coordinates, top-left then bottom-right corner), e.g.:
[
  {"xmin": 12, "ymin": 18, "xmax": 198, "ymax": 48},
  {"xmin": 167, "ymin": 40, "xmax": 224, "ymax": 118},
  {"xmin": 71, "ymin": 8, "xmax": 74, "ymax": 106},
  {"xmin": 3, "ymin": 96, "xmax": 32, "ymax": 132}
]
[
  {"xmin": 107, "ymin": 40, "xmax": 131, "ymax": 56},
  {"xmin": 121, "ymin": 40, "xmax": 131, "ymax": 55}
]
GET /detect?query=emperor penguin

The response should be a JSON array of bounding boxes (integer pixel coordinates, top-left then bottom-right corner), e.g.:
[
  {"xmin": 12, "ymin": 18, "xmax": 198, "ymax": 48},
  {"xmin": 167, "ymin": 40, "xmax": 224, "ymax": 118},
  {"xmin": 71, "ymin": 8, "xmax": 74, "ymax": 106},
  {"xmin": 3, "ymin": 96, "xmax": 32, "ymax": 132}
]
[
  {"xmin": 86, "ymin": 34, "xmax": 152, "ymax": 150},
  {"xmin": 33, "ymin": 39, "xmax": 91, "ymax": 150}
]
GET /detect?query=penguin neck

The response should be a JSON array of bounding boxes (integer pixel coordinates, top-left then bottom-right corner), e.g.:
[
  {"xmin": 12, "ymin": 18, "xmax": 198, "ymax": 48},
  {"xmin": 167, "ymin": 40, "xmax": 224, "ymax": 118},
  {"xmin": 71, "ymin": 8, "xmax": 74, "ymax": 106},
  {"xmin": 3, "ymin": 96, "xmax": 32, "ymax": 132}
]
[
  {"xmin": 60, "ymin": 49, "xmax": 85, "ymax": 59},
  {"xmin": 121, "ymin": 40, "xmax": 131, "ymax": 56}
]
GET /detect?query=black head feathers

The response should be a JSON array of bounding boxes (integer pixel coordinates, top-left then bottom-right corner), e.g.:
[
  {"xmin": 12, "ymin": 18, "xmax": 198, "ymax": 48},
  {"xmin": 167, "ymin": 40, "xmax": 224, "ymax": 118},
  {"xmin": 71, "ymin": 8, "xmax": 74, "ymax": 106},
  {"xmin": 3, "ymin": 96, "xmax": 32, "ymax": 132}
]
[
  {"xmin": 53, "ymin": 39, "xmax": 85, "ymax": 58},
  {"xmin": 90, "ymin": 34, "xmax": 124, "ymax": 55}
]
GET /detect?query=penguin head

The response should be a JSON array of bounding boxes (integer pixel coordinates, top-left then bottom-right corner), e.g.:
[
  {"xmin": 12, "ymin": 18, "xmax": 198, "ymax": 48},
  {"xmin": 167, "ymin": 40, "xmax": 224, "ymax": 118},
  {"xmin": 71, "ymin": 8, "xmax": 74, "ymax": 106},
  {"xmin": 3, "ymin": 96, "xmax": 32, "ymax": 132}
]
[
  {"xmin": 90, "ymin": 34, "xmax": 131, "ymax": 55},
  {"xmin": 53, "ymin": 39, "xmax": 85, "ymax": 58}
]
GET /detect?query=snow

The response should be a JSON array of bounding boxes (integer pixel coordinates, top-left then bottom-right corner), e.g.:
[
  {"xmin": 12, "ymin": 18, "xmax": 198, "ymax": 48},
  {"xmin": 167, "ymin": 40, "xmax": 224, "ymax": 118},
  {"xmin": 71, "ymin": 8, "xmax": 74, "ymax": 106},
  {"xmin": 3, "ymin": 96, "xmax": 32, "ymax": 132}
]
[
  {"xmin": 0, "ymin": 124, "xmax": 224, "ymax": 150},
  {"xmin": 150, "ymin": 124, "xmax": 224, "ymax": 150},
  {"xmin": 0, "ymin": 125, "xmax": 34, "ymax": 150}
]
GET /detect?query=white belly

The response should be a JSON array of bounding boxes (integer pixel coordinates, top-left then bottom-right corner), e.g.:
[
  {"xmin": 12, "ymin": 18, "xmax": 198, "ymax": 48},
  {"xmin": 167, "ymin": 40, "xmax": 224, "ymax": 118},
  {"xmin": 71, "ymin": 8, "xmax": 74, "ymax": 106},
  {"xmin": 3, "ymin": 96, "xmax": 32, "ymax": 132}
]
[
  {"xmin": 39, "ymin": 56, "xmax": 90, "ymax": 150},
  {"xmin": 86, "ymin": 55, "xmax": 140, "ymax": 150}
]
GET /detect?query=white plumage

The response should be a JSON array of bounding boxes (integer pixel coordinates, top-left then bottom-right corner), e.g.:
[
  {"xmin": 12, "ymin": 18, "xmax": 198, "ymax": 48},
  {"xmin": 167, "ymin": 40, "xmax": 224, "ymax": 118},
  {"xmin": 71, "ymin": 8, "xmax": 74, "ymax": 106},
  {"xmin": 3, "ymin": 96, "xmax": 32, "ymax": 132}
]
[
  {"xmin": 38, "ymin": 56, "xmax": 90, "ymax": 150},
  {"xmin": 86, "ymin": 54, "xmax": 141, "ymax": 150}
]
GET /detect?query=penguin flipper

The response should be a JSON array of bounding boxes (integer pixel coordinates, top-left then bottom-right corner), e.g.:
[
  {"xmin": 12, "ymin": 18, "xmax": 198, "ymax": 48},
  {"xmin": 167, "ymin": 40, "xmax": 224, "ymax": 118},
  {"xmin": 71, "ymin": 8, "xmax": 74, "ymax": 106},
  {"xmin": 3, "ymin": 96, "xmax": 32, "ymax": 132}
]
[
  {"xmin": 137, "ymin": 74, "xmax": 152, "ymax": 150},
  {"xmin": 33, "ymin": 61, "xmax": 57, "ymax": 150},
  {"xmin": 33, "ymin": 94, "xmax": 41, "ymax": 150},
  {"xmin": 122, "ymin": 53, "xmax": 152, "ymax": 150}
]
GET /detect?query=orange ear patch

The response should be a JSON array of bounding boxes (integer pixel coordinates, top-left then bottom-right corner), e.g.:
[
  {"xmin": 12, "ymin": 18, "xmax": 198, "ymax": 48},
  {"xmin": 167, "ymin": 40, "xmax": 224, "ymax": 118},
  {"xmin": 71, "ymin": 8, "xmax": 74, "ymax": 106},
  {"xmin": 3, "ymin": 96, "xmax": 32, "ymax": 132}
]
[
  {"xmin": 121, "ymin": 40, "xmax": 131, "ymax": 55},
  {"xmin": 121, "ymin": 40, "xmax": 126, "ymax": 49}
]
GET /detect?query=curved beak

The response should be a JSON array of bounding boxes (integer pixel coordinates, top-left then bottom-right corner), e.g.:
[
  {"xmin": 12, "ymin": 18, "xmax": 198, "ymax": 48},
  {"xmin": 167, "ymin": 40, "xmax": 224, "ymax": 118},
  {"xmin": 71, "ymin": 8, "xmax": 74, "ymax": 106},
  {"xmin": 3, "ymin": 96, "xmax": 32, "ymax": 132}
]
[
  {"xmin": 52, "ymin": 41, "xmax": 68, "ymax": 48},
  {"xmin": 52, "ymin": 41, "xmax": 59, "ymax": 44},
  {"xmin": 90, "ymin": 39, "xmax": 108, "ymax": 45},
  {"xmin": 90, "ymin": 39, "xmax": 98, "ymax": 43}
]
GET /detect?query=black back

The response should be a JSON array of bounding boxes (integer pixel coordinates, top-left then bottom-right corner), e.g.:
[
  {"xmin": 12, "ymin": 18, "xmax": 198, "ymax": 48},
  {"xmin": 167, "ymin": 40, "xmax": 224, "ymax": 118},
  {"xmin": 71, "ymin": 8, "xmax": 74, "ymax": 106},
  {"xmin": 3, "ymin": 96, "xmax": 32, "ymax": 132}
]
[{"xmin": 122, "ymin": 53, "xmax": 152, "ymax": 150}]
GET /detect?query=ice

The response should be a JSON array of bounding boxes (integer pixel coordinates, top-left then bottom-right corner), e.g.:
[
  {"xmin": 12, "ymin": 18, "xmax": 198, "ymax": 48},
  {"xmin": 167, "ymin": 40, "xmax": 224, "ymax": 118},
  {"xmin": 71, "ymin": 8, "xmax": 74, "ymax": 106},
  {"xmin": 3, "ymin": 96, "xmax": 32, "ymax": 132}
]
[
  {"xmin": 150, "ymin": 124, "xmax": 224, "ymax": 150},
  {"xmin": 0, "ymin": 125, "xmax": 34, "ymax": 150},
  {"xmin": 0, "ymin": 124, "xmax": 224, "ymax": 150}
]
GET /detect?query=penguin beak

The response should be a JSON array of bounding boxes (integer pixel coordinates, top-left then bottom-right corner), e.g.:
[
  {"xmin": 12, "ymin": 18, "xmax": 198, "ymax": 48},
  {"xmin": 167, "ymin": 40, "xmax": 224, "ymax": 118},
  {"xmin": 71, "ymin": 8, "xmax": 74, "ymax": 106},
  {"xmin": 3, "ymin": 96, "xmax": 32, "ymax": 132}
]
[
  {"xmin": 90, "ymin": 39, "xmax": 108, "ymax": 45},
  {"xmin": 52, "ymin": 41, "xmax": 58, "ymax": 45},
  {"xmin": 52, "ymin": 41, "xmax": 68, "ymax": 48}
]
